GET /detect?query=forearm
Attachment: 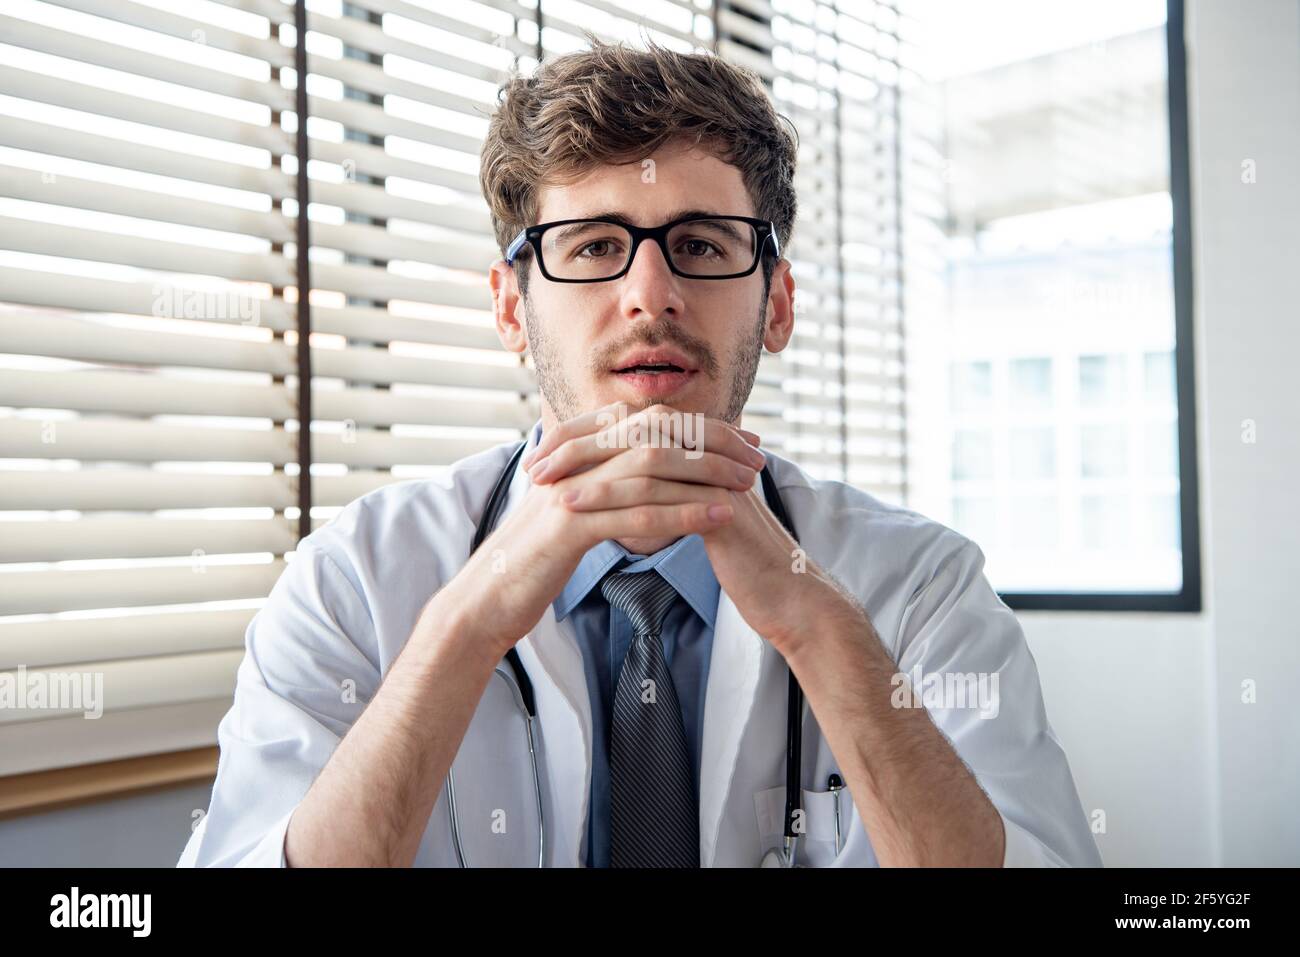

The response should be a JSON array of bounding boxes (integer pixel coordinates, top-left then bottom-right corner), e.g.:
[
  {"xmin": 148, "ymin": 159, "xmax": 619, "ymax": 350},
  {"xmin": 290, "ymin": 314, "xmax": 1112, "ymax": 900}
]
[
  {"xmin": 783, "ymin": 603, "xmax": 1005, "ymax": 867},
  {"xmin": 285, "ymin": 600, "xmax": 502, "ymax": 867}
]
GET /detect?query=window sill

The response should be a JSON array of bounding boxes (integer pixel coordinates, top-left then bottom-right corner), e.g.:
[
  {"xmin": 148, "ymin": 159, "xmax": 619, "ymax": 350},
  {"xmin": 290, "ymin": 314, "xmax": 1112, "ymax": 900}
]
[{"xmin": 0, "ymin": 746, "xmax": 218, "ymax": 820}]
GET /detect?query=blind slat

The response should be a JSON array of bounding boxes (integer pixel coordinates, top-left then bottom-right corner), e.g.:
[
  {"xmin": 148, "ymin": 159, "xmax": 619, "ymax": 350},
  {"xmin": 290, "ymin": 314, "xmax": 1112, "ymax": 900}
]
[
  {"xmin": 0, "ymin": 608, "xmax": 255, "ymax": 671},
  {"xmin": 0, "ymin": 699, "xmax": 232, "ymax": 777},
  {"xmin": 0, "ymin": 368, "xmax": 295, "ymax": 421},
  {"xmin": 0, "ymin": 417, "xmax": 299, "ymax": 465},
  {"xmin": 0, "ymin": 65, "xmax": 292, "ymax": 153},
  {"xmin": 0, "ymin": 562, "xmax": 287, "ymax": 616},
  {"xmin": 0, "ymin": 165, "xmax": 295, "ymax": 247},
  {"xmin": 0, "ymin": 266, "xmax": 503, "ymax": 349},
  {"xmin": 0, "ymin": 120, "xmax": 295, "ymax": 201},
  {"xmin": 0, "ymin": 312, "xmax": 532, "ymax": 392},
  {"xmin": 0, "ymin": 517, "xmax": 305, "ymax": 563},
  {"xmin": 1, "ymin": 470, "xmax": 299, "ymax": 512},
  {"xmin": 0, "ymin": 469, "xmax": 422, "ymax": 512},
  {"xmin": 45, "ymin": 0, "xmax": 293, "ymax": 66},
  {"xmin": 0, "ymin": 216, "xmax": 293, "ymax": 286},
  {"xmin": 0, "ymin": 14, "xmax": 294, "ymax": 112}
]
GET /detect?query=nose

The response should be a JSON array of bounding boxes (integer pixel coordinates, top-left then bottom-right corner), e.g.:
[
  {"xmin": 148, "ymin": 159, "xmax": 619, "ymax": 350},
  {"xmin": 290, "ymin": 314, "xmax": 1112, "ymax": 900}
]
[{"xmin": 617, "ymin": 233, "xmax": 686, "ymax": 322}]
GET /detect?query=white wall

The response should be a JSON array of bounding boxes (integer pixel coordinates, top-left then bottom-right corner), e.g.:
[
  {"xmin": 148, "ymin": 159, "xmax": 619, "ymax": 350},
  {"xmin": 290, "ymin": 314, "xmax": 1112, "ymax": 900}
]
[
  {"xmin": 0, "ymin": 780, "xmax": 211, "ymax": 867},
  {"xmin": 1021, "ymin": 0, "xmax": 1300, "ymax": 867},
  {"xmin": 1022, "ymin": 613, "xmax": 1218, "ymax": 865},
  {"xmin": 1191, "ymin": 0, "xmax": 1300, "ymax": 866}
]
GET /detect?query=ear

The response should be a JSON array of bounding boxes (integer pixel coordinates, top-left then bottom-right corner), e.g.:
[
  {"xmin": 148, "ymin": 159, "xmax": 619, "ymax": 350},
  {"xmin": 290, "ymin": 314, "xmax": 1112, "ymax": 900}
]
[
  {"xmin": 489, "ymin": 258, "xmax": 529, "ymax": 356},
  {"xmin": 762, "ymin": 257, "xmax": 796, "ymax": 353}
]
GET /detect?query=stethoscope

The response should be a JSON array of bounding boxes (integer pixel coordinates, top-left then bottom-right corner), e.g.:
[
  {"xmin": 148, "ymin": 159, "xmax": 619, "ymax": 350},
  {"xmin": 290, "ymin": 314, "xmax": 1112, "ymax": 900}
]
[{"xmin": 449, "ymin": 438, "xmax": 807, "ymax": 867}]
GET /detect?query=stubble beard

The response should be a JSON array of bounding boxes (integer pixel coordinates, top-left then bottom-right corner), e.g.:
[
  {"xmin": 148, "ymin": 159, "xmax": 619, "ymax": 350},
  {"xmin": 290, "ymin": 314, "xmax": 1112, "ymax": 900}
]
[{"xmin": 523, "ymin": 293, "xmax": 768, "ymax": 427}]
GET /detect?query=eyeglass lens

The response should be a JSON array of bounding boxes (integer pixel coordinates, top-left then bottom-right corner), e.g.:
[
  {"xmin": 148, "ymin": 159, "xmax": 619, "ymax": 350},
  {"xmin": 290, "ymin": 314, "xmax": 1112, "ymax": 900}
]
[{"xmin": 538, "ymin": 219, "xmax": 759, "ymax": 279}]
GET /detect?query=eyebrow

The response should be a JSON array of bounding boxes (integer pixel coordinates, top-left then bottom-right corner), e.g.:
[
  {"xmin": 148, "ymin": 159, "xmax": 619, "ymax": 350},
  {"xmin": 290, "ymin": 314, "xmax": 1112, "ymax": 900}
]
[
  {"xmin": 574, "ymin": 208, "xmax": 728, "ymax": 225},
  {"xmin": 554, "ymin": 209, "xmax": 747, "ymax": 244}
]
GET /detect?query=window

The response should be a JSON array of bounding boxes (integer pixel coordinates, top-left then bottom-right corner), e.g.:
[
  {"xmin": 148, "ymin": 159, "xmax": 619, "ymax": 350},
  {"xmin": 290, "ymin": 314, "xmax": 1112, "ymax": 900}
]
[{"xmin": 902, "ymin": 0, "xmax": 1200, "ymax": 610}]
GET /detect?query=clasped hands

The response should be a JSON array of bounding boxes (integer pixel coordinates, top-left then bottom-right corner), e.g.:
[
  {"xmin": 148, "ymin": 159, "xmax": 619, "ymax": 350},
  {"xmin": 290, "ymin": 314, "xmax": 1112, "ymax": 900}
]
[{"xmin": 521, "ymin": 402, "xmax": 863, "ymax": 657}]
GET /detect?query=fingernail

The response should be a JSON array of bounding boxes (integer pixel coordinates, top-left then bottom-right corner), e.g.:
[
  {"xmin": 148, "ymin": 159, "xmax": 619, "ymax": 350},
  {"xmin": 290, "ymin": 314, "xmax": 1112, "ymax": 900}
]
[
  {"xmin": 707, "ymin": 504, "xmax": 733, "ymax": 522},
  {"xmin": 747, "ymin": 447, "xmax": 766, "ymax": 468},
  {"xmin": 562, "ymin": 489, "xmax": 579, "ymax": 504},
  {"xmin": 735, "ymin": 463, "xmax": 755, "ymax": 485},
  {"xmin": 529, "ymin": 458, "xmax": 550, "ymax": 481}
]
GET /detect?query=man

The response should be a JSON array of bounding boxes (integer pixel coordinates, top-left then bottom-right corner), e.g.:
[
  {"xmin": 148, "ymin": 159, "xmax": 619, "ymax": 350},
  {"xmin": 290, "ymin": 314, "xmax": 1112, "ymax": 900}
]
[{"xmin": 178, "ymin": 38, "xmax": 1100, "ymax": 868}]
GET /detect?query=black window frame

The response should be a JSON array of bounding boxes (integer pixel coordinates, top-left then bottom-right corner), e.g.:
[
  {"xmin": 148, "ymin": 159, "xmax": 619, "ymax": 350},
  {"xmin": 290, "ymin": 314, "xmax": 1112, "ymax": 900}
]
[{"xmin": 999, "ymin": 0, "xmax": 1201, "ymax": 613}]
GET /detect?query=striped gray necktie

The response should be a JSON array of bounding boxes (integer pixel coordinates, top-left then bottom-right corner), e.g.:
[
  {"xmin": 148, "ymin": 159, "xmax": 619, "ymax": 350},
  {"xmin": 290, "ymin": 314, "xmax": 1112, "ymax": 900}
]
[{"xmin": 601, "ymin": 569, "xmax": 699, "ymax": 868}]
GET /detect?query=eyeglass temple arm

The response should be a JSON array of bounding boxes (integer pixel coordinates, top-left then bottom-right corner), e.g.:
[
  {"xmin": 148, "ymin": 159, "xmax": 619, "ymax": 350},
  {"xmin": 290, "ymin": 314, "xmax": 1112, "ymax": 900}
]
[{"xmin": 505, "ymin": 228, "xmax": 529, "ymax": 264}]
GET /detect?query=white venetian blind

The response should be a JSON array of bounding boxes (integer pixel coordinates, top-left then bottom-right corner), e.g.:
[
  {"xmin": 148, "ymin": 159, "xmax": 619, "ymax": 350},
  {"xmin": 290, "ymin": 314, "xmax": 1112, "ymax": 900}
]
[
  {"xmin": 717, "ymin": 0, "xmax": 915, "ymax": 495},
  {"xmin": 0, "ymin": 0, "xmax": 317, "ymax": 777},
  {"xmin": 286, "ymin": 0, "xmax": 539, "ymax": 493},
  {"xmin": 0, "ymin": 0, "xmax": 915, "ymax": 782}
]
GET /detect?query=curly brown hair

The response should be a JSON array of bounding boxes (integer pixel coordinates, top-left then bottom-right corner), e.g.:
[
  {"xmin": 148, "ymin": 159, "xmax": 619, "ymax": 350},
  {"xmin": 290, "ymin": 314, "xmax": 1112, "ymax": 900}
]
[{"xmin": 479, "ymin": 33, "xmax": 799, "ymax": 295}]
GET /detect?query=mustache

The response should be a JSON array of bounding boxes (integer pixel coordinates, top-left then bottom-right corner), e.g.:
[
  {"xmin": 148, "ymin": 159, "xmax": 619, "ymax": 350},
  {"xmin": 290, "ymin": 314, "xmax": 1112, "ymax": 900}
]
[{"xmin": 596, "ymin": 326, "xmax": 720, "ymax": 377}]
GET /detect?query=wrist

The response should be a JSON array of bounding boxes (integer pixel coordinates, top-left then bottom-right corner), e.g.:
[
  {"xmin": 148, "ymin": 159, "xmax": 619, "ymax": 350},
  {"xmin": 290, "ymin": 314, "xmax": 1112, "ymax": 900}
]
[
  {"xmin": 777, "ymin": 578, "xmax": 872, "ymax": 666},
  {"xmin": 410, "ymin": 588, "xmax": 506, "ymax": 676}
]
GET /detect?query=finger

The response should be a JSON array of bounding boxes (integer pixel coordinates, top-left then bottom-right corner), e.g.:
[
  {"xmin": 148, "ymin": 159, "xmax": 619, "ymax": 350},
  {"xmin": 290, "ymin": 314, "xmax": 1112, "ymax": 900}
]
[
  {"xmin": 528, "ymin": 426, "xmax": 628, "ymax": 484},
  {"xmin": 571, "ymin": 445, "xmax": 759, "ymax": 492},
  {"xmin": 576, "ymin": 501, "xmax": 734, "ymax": 542},
  {"xmin": 559, "ymin": 406, "xmax": 757, "ymax": 467},
  {"xmin": 521, "ymin": 401, "xmax": 630, "ymax": 470},
  {"xmin": 524, "ymin": 405, "xmax": 757, "ymax": 470},
  {"xmin": 522, "ymin": 401, "xmax": 626, "ymax": 469},
  {"xmin": 532, "ymin": 414, "xmax": 764, "ymax": 484},
  {"xmin": 560, "ymin": 475, "xmax": 734, "ymax": 512}
]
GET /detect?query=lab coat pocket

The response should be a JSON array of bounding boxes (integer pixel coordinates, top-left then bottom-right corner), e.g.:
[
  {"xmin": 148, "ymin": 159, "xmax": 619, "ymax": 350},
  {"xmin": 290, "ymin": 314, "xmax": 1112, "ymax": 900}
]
[{"xmin": 753, "ymin": 782, "xmax": 852, "ymax": 867}]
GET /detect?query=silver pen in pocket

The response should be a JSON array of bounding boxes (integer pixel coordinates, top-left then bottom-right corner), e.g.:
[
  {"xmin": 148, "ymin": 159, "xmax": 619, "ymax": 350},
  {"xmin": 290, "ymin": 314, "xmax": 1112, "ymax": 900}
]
[{"xmin": 827, "ymin": 773, "xmax": 844, "ymax": 854}]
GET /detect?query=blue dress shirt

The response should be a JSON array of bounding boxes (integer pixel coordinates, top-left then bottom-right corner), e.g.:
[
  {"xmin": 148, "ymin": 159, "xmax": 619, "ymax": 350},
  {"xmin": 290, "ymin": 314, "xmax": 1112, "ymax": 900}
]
[{"xmin": 533, "ymin": 421, "xmax": 721, "ymax": 868}]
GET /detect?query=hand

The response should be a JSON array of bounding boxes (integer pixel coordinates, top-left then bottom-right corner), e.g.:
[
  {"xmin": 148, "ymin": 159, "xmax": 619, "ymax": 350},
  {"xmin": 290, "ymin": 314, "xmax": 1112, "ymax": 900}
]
[
  {"xmin": 531, "ymin": 402, "xmax": 860, "ymax": 656},
  {"xmin": 428, "ymin": 402, "xmax": 764, "ymax": 660},
  {"xmin": 524, "ymin": 401, "xmax": 765, "ymax": 553}
]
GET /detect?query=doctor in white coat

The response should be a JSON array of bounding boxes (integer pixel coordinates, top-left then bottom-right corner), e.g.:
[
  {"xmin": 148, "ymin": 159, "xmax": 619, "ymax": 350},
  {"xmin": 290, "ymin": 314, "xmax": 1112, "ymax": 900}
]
[{"xmin": 179, "ymin": 39, "xmax": 1101, "ymax": 869}]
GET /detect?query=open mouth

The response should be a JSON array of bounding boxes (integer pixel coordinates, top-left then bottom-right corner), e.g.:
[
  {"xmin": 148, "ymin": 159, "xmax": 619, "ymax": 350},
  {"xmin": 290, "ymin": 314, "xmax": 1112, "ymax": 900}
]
[
  {"xmin": 614, "ymin": 362, "xmax": 688, "ymax": 374},
  {"xmin": 610, "ymin": 361, "xmax": 697, "ymax": 397}
]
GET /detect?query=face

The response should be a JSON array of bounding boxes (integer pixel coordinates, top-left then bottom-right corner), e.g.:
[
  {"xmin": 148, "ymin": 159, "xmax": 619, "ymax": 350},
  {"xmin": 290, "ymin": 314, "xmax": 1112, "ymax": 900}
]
[{"xmin": 489, "ymin": 140, "xmax": 796, "ymax": 432}]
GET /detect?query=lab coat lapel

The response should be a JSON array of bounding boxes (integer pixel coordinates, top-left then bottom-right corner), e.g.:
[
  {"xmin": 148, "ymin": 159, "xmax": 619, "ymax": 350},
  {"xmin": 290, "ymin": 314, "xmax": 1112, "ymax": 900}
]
[
  {"xmin": 491, "ymin": 437, "xmax": 592, "ymax": 867},
  {"xmin": 514, "ymin": 607, "xmax": 591, "ymax": 868},
  {"xmin": 698, "ymin": 589, "xmax": 768, "ymax": 867}
]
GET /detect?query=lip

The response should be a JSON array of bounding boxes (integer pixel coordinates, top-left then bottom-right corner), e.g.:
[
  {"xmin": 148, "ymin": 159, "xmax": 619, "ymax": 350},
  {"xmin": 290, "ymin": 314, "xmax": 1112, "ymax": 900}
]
[
  {"xmin": 609, "ymin": 368, "xmax": 698, "ymax": 399},
  {"xmin": 610, "ymin": 348, "xmax": 697, "ymax": 374}
]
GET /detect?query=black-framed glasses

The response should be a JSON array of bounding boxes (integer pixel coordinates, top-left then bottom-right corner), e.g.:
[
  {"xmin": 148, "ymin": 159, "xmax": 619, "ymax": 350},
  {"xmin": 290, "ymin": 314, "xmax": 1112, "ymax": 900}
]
[{"xmin": 504, "ymin": 214, "xmax": 780, "ymax": 283}]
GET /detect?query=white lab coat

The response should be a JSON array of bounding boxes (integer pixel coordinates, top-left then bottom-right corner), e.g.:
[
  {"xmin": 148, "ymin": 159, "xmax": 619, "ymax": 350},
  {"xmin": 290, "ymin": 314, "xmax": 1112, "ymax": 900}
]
[{"xmin": 177, "ymin": 422, "xmax": 1102, "ymax": 867}]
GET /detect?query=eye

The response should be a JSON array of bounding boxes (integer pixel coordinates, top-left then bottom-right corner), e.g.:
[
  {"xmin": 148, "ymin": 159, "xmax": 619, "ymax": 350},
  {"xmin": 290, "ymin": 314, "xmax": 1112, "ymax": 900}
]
[
  {"xmin": 578, "ymin": 239, "xmax": 624, "ymax": 260},
  {"xmin": 677, "ymin": 237, "xmax": 722, "ymax": 258}
]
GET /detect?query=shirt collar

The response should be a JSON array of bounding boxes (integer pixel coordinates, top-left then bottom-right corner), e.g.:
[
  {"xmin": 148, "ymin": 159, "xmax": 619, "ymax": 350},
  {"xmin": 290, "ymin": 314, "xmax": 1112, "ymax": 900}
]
[{"xmin": 530, "ymin": 419, "xmax": 721, "ymax": 630}]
